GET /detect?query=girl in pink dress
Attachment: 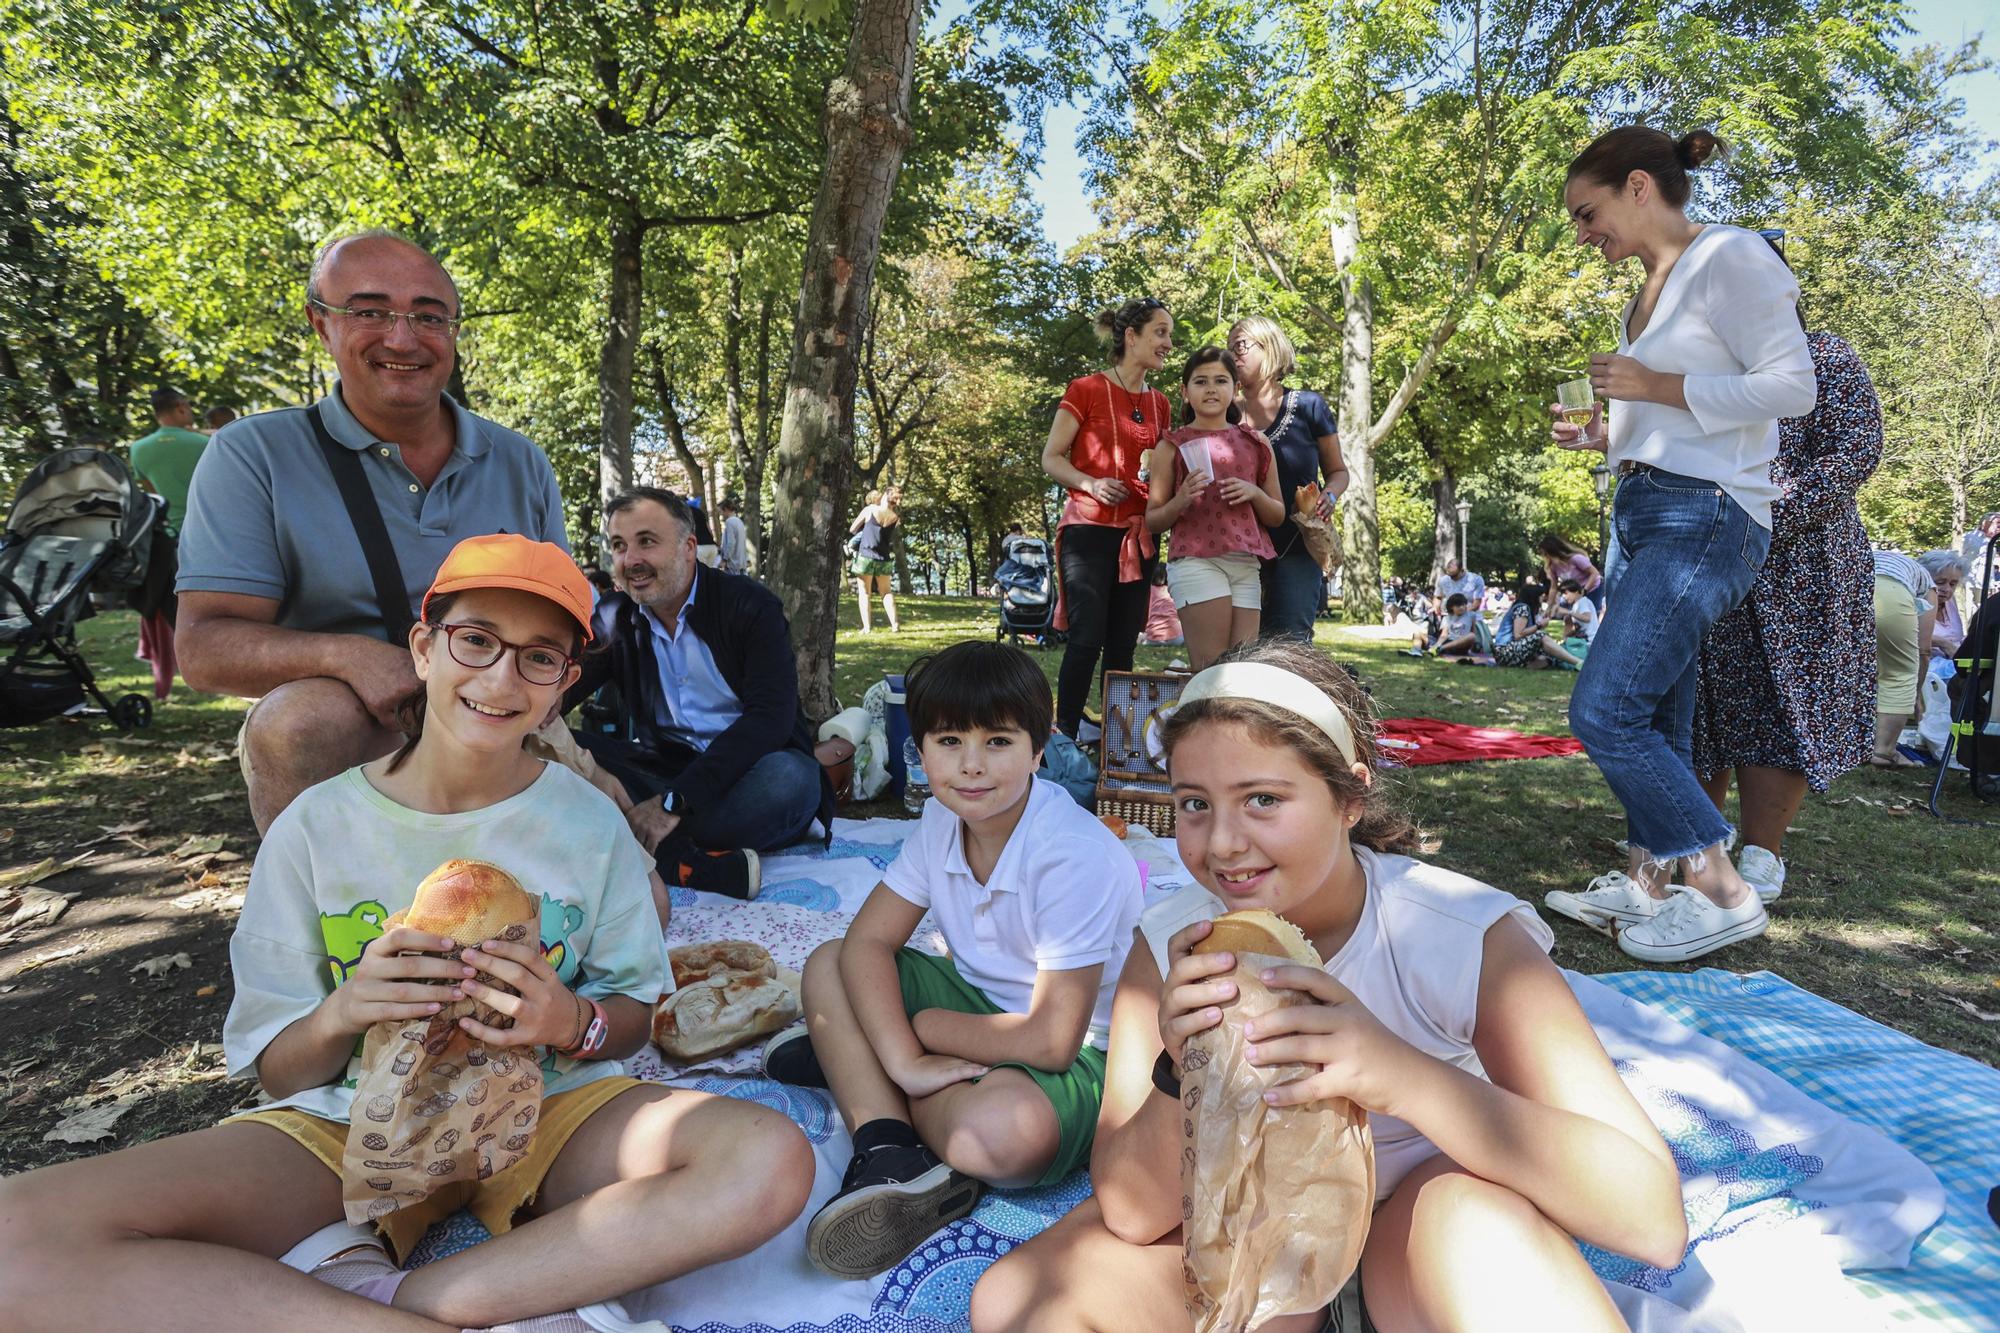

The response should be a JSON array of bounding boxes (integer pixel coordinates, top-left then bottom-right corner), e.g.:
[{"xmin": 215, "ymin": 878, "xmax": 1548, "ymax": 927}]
[{"xmin": 1144, "ymin": 347, "xmax": 1285, "ymax": 669}]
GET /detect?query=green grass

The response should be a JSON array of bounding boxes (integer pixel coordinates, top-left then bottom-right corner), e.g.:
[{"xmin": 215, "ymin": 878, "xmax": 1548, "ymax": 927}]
[
  {"xmin": 6, "ymin": 600, "xmax": 1995, "ymax": 1067},
  {"xmin": 832, "ymin": 594, "xmax": 1998, "ymax": 1066}
]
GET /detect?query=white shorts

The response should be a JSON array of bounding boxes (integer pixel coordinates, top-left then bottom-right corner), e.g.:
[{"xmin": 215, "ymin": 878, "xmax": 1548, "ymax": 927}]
[{"xmin": 1167, "ymin": 553, "xmax": 1263, "ymax": 610}]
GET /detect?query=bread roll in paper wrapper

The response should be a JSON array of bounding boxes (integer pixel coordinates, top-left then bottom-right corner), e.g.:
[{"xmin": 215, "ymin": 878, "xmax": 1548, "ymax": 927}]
[
  {"xmin": 341, "ymin": 859, "xmax": 546, "ymax": 1226},
  {"xmin": 1291, "ymin": 483, "xmax": 1341, "ymax": 576},
  {"xmin": 654, "ymin": 940, "xmax": 801, "ymax": 1062},
  {"xmin": 1179, "ymin": 947, "xmax": 1375, "ymax": 1332}
]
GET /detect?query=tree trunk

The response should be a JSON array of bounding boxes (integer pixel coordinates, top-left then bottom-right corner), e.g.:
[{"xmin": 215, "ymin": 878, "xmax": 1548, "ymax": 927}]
[
  {"xmin": 1430, "ymin": 467, "xmax": 1458, "ymax": 591},
  {"xmin": 1332, "ymin": 172, "xmax": 1380, "ymax": 621},
  {"xmin": 764, "ymin": 0, "xmax": 922, "ymax": 717},
  {"xmin": 650, "ymin": 349, "xmax": 707, "ymax": 500},
  {"xmin": 597, "ymin": 210, "xmax": 643, "ymax": 511},
  {"xmin": 745, "ymin": 289, "xmax": 775, "ymax": 573}
]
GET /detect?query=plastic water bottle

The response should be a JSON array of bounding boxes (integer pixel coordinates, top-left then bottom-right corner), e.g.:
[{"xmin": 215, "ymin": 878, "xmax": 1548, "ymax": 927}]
[{"xmin": 902, "ymin": 738, "xmax": 930, "ymax": 814}]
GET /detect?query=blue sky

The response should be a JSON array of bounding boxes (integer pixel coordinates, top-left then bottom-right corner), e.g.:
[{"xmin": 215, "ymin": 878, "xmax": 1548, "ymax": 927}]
[{"xmin": 1025, "ymin": 0, "xmax": 2000, "ymax": 253}]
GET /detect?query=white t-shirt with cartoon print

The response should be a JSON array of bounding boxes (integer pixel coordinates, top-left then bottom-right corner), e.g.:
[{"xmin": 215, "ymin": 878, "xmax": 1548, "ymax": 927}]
[
  {"xmin": 223, "ymin": 762, "xmax": 668, "ymax": 1123},
  {"xmin": 1140, "ymin": 846, "xmax": 1554, "ymax": 1199}
]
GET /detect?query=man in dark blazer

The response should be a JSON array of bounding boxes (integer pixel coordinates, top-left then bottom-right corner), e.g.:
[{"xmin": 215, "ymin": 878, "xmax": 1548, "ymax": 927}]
[{"xmin": 569, "ymin": 487, "xmax": 833, "ymax": 899}]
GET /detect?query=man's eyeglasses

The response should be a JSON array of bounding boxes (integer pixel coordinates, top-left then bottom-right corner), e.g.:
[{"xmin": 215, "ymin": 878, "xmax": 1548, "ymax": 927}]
[
  {"xmin": 433, "ymin": 623, "xmax": 574, "ymax": 685},
  {"xmin": 309, "ymin": 298, "xmax": 461, "ymax": 339}
]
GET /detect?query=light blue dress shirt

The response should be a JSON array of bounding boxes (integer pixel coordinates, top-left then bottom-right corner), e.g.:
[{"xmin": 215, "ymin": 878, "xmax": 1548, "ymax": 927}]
[{"xmin": 641, "ymin": 569, "xmax": 742, "ymax": 752}]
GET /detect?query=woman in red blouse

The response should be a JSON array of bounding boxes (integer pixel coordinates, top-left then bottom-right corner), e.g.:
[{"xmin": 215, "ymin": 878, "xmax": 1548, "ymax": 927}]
[{"xmin": 1041, "ymin": 297, "xmax": 1175, "ymax": 737}]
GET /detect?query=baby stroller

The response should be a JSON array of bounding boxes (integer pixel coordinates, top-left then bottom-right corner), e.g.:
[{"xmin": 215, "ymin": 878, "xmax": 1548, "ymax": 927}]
[
  {"xmin": 993, "ymin": 533, "xmax": 1056, "ymax": 647},
  {"xmin": 0, "ymin": 447, "xmax": 165, "ymax": 729}
]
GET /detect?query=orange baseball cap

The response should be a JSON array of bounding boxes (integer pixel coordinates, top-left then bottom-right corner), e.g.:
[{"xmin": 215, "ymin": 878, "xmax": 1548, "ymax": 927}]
[{"xmin": 422, "ymin": 534, "xmax": 595, "ymax": 642}]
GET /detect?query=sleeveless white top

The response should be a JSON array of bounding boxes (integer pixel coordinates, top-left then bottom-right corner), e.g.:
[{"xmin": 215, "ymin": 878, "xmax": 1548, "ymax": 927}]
[{"xmin": 1139, "ymin": 846, "xmax": 1553, "ymax": 1199}]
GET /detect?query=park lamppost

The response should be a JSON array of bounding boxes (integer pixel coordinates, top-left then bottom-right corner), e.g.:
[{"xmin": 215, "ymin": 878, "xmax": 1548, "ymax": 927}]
[
  {"xmin": 1455, "ymin": 498, "xmax": 1472, "ymax": 569},
  {"xmin": 1590, "ymin": 463, "xmax": 1611, "ymax": 560}
]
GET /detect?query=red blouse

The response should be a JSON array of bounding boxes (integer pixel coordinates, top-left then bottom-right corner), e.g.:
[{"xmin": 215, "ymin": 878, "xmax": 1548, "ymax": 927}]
[{"xmin": 1056, "ymin": 372, "xmax": 1169, "ymax": 581}]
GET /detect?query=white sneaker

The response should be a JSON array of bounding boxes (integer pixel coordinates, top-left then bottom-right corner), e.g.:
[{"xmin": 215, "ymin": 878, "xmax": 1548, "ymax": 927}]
[
  {"xmin": 1546, "ymin": 872, "xmax": 1664, "ymax": 932},
  {"xmin": 1737, "ymin": 846, "xmax": 1785, "ymax": 903},
  {"xmin": 1617, "ymin": 887, "xmax": 1768, "ymax": 962}
]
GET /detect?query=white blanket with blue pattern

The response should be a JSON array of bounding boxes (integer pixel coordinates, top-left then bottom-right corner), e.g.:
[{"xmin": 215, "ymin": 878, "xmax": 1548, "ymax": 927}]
[{"xmin": 407, "ymin": 819, "xmax": 1989, "ymax": 1332}]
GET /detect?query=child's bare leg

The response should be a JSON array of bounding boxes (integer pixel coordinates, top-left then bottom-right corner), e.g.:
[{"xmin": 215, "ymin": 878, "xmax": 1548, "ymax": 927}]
[
  {"xmin": 909, "ymin": 1069, "xmax": 1058, "ymax": 1188},
  {"xmin": 1359, "ymin": 1155, "xmax": 1624, "ymax": 1333},
  {"xmin": 396, "ymin": 1085, "xmax": 812, "ymax": 1326},
  {"xmin": 1178, "ymin": 597, "xmax": 1232, "ymax": 671},
  {"xmin": 882, "ymin": 591, "xmax": 899, "ymax": 631},
  {"xmin": 1229, "ymin": 606, "xmax": 1261, "ymax": 652},
  {"xmin": 969, "ymin": 1196, "xmax": 1190, "ymax": 1333},
  {"xmin": 801, "ymin": 938, "xmax": 909, "ymax": 1133},
  {"xmin": 1543, "ymin": 635, "xmax": 1583, "ymax": 666},
  {"xmin": 0, "ymin": 1122, "xmax": 449, "ymax": 1333}
]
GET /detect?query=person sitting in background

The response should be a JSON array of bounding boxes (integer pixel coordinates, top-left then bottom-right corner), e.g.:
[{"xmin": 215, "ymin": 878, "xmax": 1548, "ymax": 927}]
[
  {"xmin": 1431, "ymin": 593, "xmax": 1483, "ymax": 658},
  {"xmin": 1436, "ymin": 556, "xmax": 1486, "ymax": 610},
  {"xmin": 204, "ymin": 405, "xmax": 238, "ymax": 431},
  {"xmin": 1493, "ymin": 583, "xmax": 1582, "ymax": 670},
  {"xmin": 1918, "ymin": 550, "xmax": 1968, "ymax": 662},
  {"xmin": 1556, "ymin": 577, "xmax": 1601, "ymax": 646}
]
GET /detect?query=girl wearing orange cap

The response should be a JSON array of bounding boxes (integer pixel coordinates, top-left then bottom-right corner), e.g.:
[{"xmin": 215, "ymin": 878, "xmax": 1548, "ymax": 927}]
[{"xmin": 0, "ymin": 535, "xmax": 814, "ymax": 1332}]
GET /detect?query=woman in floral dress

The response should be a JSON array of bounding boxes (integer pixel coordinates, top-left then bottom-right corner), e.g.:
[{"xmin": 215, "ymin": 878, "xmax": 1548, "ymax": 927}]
[{"xmin": 1693, "ymin": 330, "xmax": 1882, "ymax": 901}]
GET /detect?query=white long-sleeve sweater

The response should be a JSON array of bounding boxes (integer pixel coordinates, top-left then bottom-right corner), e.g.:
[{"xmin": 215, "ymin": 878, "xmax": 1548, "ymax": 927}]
[{"xmin": 1608, "ymin": 224, "xmax": 1817, "ymax": 529}]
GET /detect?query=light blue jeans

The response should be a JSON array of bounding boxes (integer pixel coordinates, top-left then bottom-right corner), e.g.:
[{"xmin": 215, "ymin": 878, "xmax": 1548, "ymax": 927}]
[{"xmin": 1569, "ymin": 467, "xmax": 1771, "ymax": 862}]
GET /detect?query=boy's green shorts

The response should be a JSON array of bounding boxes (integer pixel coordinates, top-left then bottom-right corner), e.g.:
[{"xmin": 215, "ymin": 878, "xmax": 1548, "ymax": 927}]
[{"xmin": 895, "ymin": 947, "xmax": 1106, "ymax": 1188}]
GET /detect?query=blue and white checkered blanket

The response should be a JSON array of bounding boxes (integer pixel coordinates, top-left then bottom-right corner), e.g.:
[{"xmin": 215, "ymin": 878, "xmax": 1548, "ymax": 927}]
[{"xmin": 408, "ymin": 820, "xmax": 1993, "ymax": 1332}]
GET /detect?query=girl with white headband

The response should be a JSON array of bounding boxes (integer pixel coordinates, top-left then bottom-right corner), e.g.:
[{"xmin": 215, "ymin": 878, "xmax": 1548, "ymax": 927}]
[{"xmin": 971, "ymin": 639, "xmax": 1684, "ymax": 1332}]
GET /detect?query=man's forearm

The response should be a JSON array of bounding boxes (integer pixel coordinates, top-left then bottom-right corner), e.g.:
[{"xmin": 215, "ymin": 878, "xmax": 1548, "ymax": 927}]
[{"xmin": 179, "ymin": 614, "xmax": 366, "ymax": 698}]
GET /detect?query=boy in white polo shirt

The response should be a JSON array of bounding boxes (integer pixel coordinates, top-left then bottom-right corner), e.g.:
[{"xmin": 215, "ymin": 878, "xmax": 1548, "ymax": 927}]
[{"xmin": 762, "ymin": 641, "xmax": 1141, "ymax": 1278}]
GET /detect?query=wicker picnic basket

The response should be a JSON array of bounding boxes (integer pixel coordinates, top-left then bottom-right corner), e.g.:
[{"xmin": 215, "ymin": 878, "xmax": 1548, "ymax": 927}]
[{"xmin": 1093, "ymin": 670, "xmax": 1189, "ymax": 837}]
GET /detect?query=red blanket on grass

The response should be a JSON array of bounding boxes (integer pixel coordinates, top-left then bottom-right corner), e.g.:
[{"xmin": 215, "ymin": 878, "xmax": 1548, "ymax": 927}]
[{"xmin": 1376, "ymin": 717, "xmax": 1583, "ymax": 766}]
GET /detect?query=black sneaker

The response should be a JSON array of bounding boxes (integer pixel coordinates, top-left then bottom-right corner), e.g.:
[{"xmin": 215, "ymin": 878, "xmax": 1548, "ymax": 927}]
[
  {"xmin": 669, "ymin": 847, "xmax": 761, "ymax": 900},
  {"xmin": 805, "ymin": 1143, "xmax": 982, "ymax": 1279},
  {"xmin": 761, "ymin": 1025, "xmax": 827, "ymax": 1088}
]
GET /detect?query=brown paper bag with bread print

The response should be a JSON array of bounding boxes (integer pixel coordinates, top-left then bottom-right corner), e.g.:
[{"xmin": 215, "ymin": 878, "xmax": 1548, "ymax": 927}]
[
  {"xmin": 1179, "ymin": 953, "xmax": 1375, "ymax": 1333},
  {"xmin": 340, "ymin": 865, "xmax": 546, "ymax": 1226},
  {"xmin": 1291, "ymin": 484, "xmax": 1341, "ymax": 576}
]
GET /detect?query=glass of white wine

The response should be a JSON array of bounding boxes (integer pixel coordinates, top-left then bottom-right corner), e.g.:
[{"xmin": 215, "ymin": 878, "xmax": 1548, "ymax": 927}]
[{"xmin": 1556, "ymin": 376, "xmax": 1597, "ymax": 448}]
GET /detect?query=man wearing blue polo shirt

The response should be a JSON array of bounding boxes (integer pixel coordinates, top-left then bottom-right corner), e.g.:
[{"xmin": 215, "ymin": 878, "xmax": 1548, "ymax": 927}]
[{"xmin": 175, "ymin": 231, "xmax": 568, "ymax": 833}]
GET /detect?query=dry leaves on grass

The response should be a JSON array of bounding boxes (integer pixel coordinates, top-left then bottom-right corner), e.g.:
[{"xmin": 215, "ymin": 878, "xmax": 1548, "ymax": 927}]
[
  {"xmin": 1945, "ymin": 997, "xmax": 2000, "ymax": 1023},
  {"xmin": 130, "ymin": 952, "xmax": 193, "ymax": 978},
  {"xmin": 0, "ymin": 858, "xmax": 57, "ymax": 894},
  {"xmin": 43, "ymin": 1097, "xmax": 142, "ymax": 1144},
  {"xmin": 171, "ymin": 884, "xmax": 245, "ymax": 915},
  {"xmin": 16, "ymin": 942, "xmax": 87, "ymax": 971},
  {"xmin": 6, "ymin": 887, "xmax": 78, "ymax": 929},
  {"xmin": 170, "ymin": 835, "xmax": 226, "ymax": 860}
]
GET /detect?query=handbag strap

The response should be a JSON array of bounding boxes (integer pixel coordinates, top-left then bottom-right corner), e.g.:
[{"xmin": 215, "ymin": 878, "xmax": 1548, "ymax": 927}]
[{"xmin": 306, "ymin": 403, "xmax": 416, "ymax": 644}]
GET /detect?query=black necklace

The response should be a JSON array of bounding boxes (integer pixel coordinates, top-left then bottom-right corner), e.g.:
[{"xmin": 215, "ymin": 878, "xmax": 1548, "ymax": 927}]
[{"xmin": 1107, "ymin": 370, "xmax": 1147, "ymax": 424}]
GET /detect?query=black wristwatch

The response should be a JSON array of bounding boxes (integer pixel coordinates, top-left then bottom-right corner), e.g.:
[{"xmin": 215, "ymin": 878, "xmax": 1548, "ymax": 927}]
[
  {"xmin": 1152, "ymin": 1049, "xmax": 1182, "ymax": 1099},
  {"xmin": 660, "ymin": 789, "xmax": 685, "ymax": 816}
]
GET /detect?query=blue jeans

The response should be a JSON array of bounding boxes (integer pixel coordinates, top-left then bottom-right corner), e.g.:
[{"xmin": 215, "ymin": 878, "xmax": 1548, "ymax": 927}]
[
  {"xmin": 577, "ymin": 735, "xmax": 823, "ymax": 854},
  {"xmin": 1569, "ymin": 468, "xmax": 1770, "ymax": 861},
  {"xmin": 1259, "ymin": 546, "xmax": 1324, "ymax": 644}
]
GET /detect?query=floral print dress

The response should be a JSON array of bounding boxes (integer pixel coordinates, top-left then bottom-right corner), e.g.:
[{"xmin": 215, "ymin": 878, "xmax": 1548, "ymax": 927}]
[{"xmin": 1693, "ymin": 333, "xmax": 1881, "ymax": 789}]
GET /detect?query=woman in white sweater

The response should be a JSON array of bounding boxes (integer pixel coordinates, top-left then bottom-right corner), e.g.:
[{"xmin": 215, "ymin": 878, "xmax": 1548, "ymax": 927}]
[{"xmin": 1542, "ymin": 126, "xmax": 1816, "ymax": 964}]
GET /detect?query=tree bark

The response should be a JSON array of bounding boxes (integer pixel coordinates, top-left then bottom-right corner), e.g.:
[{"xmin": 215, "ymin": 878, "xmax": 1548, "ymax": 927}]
[
  {"xmin": 650, "ymin": 348, "xmax": 707, "ymax": 500},
  {"xmin": 764, "ymin": 0, "xmax": 922, "ymax": 716},
  {"xmin": 597, "ymin": 209, "xmax": 643, "ymax": 510},
  {"xmin": 1430, "ymin": 466, "xmax": 1458, "ymax": 590},
  {"xmin": 1331, "ymin": 171, "xmax": 1380, "ymax": 621}
]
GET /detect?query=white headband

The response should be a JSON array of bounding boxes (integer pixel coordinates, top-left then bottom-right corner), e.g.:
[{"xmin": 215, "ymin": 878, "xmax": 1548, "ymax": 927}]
[{"xmin": 1175, "ymin": 662, "xmax": 1358, "ymax": 765}]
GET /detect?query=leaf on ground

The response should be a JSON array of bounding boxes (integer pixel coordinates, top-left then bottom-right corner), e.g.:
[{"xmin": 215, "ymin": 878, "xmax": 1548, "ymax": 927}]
[
  {"xmin": 111, "ymin": 736, "xmax": 166, "ymax": 748},
  {"xmin": 1945, "ymin": 997, "xmax": 2000, "ymax": 1023},
  {"xmin": 43, "ymin": 1097, "xmax": 141, "ymax": 1144},
  {"xmin": 0, "ymin": 858, "xmax": 57, "ymax": 894},
  {"xmin": 195, "ymin": 984, "xmax": 218, "ymax": 997},
  {"xmin": 18, "ymin": 942, "xmax": 87, "ymax": 970},
  {"xmin": 208, "ymin": 850, "xmax": 244, "ymax": 864},
  {"xmin": 191, "ymin": 791, "xmax": 235, "ymax": 804},
  {"xmin": 97, "ymin": 821, "xmax": 149, "ymax": 836},
  {"xmin": 9, "ymin": 887, "xmax": 79, "ymax": 928},
  {"xmin": 171, "ymin": 886, "xmax": 244, "ymax": 914},
  {"xmin": 130, "ymin": 952, "xmax": 193, "ymax": 978},
  {"xmin": 170, "ymin": 835, "xmax": 226, "ymax": 860}
]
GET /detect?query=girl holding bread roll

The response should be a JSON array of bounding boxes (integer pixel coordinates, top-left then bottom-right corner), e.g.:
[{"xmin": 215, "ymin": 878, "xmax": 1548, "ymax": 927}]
[
  {"xmin": 0, "ymin": 535, "xmax": 812, "ymax": 1333},
  {"xmin": 971, "ymin": 639, "xmax": 1686, "ymax": 1333}
]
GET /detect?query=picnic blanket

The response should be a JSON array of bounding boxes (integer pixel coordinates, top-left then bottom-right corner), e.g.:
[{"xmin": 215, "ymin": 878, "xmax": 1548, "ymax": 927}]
[
  {"xmin": 1376, "ymin": 716, "xmax": 1585, "ymax": 765},
  {"xmin": 404, "ymin": 819, "xmax": 1991, "ymax": 1332}
]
